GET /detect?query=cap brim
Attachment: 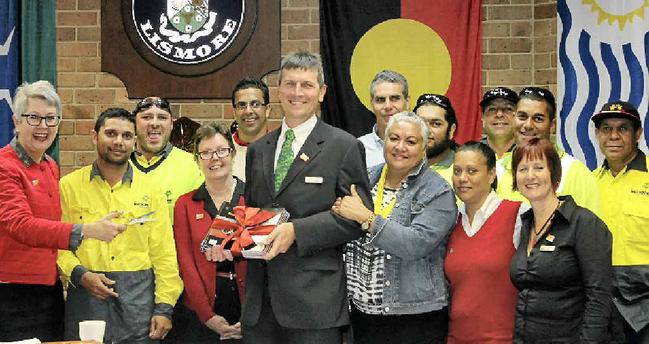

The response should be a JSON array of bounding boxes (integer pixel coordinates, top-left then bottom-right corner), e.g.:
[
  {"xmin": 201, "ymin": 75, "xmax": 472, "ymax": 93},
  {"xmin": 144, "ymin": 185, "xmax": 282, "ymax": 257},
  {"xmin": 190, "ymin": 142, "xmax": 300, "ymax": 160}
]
[{"xmin": 591, "ymin": 111, "xmax": 641, "ymax": 125}]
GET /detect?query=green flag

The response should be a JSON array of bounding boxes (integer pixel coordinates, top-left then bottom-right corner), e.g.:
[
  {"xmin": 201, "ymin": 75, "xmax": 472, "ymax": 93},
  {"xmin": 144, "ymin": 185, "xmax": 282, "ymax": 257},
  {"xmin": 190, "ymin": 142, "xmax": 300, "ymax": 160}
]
[{"xmin": 21, "ymin": 0, "xmax": 59, "ymax": 162}]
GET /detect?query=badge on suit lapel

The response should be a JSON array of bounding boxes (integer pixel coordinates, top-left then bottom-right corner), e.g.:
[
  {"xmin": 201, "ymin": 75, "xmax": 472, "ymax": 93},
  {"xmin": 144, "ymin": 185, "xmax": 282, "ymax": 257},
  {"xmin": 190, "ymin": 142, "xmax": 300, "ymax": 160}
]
[
  {"xmin": 305, "ymin": 176, "xmax": 323, "ymax": 184},
  {"xmin": 300, "ymin": 153, "xmax": 309, "ymax": 162}
]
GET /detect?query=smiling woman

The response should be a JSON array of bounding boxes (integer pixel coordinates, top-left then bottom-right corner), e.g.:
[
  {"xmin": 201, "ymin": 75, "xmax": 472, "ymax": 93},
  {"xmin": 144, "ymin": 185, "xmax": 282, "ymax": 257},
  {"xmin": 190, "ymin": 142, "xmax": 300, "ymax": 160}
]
[
  {"xmin": 509, "ymin": 138, "xmax": 613, "ymax": 343},
  {"xmin": 446, "ymin": 141, "xmax": 525, "ymax": 343},
  {"xmin": 334, "ymin": 112, "xmax": 457, "ymax": 344},
  {"xmin": 168, "ymin": 122, "xmax": 246, "ymax": 343},
  {"xmin": 0, "ymin": 81, "xmax": 126, "ymax": 342}
]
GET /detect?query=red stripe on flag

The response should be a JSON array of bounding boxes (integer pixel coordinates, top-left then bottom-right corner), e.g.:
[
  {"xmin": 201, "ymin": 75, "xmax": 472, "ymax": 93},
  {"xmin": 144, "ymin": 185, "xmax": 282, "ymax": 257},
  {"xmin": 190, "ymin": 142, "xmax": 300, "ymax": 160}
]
[{"xmin": 402, "ymin": 0, "xmax": 483, "ymax": 143}]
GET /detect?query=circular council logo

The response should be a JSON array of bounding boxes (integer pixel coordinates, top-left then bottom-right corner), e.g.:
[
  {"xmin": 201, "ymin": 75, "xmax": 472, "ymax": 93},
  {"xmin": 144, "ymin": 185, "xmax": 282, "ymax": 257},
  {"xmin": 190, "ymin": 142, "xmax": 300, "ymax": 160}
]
[{"xmin": 132, "ymin": 0, "xmax": 245, "ymax": 65}]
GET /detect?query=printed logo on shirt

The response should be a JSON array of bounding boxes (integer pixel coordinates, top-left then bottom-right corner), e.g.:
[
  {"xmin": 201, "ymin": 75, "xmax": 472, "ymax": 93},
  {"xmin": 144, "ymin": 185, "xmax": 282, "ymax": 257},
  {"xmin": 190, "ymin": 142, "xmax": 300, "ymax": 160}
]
[{"xmin": 133, "ymin": 195, "xmax": 152, "ymax": 208}]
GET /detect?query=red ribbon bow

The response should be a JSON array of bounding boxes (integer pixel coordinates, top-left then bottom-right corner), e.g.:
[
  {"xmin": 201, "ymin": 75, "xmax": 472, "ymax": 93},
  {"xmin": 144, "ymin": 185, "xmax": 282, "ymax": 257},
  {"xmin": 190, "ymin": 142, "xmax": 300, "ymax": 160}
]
[{"xmin": 210, "ymin": 206, "xmax": 278, "ymax": 256}]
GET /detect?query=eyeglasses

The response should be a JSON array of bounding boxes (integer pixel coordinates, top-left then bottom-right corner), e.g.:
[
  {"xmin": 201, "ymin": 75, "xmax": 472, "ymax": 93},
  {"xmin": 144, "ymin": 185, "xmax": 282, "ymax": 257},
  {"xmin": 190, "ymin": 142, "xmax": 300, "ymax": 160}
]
[
  {"xmin": 234, "ymin": 100, "xmax": 265, "ymax": 111},
  {"xmin": 197, "ymin": 147, "xmax": 233, "ymax": 160},
  {"xmin": 416, "ymin": 94, "xmax": 451, "ymax": 110},
  {"xmin": 134, "ymin": 97, "xmax": 171, "ymax": 115},
  {"xmin": 519, "ymin": 87, "xmax": 555, "ymax": 105},
  {"xmin": 21, "ymin": 114, "xmax": 60, "ymax": 127}
]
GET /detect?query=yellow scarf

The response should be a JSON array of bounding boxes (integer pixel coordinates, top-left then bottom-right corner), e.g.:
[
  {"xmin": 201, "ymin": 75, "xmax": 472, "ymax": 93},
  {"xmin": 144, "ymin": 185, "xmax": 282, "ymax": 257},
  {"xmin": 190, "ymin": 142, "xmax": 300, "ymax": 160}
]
[{"xmin": 373, "ymin": 165, "xmax": 398, "ymax": 218}]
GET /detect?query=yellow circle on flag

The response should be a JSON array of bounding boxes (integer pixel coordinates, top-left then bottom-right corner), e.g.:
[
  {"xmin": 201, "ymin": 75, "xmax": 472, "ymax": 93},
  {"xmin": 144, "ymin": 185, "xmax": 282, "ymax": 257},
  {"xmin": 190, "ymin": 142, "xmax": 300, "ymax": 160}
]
[{"xmin": 350, "ymin": 19, "xmax": 452, "ymax": 111}]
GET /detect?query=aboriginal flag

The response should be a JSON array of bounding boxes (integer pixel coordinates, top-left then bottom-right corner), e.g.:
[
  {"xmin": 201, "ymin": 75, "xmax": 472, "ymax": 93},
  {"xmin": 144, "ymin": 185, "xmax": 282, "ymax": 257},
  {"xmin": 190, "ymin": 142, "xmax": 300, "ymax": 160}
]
[{"xmin": 320, "ymin": 0, "xmax": 482, "ymax": 143}]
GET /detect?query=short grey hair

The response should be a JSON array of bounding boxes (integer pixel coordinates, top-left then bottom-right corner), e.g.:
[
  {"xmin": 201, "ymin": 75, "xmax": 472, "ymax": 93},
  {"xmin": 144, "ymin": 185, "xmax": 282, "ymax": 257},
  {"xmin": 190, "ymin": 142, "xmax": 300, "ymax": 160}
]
[
  {"xmin": 385, "ymin": 111, "xmax": 429, "ymax": 146},
  {"xmin": 279, "ymin": 51, "xmax": 325, "ymax": 86},
  {"xmin": 13, "ymin": 80, "xmax": 62, "ymax": 119},
  {"xmin": 370, "ymin": 70, "xmax": 408, "ymax": 99}
]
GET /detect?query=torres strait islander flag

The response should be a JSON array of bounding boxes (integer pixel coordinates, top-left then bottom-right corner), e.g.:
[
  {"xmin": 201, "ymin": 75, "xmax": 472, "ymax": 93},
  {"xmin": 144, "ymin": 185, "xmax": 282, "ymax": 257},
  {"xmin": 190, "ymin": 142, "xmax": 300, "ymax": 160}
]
[
  {"xmin": 558, "ymin": 0, "xmax": 649, "ymax": 169},
  {"xmin": 320, "ymin": 0, "xmax": 483, "ymax": 142}
]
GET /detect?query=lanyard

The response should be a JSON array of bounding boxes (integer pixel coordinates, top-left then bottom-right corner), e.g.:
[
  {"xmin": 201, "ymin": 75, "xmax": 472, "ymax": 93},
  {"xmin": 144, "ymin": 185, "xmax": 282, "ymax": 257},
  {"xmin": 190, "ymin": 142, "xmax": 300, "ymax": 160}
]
[{"xmin": 373, "ymin": 165, "xmax": 399, "ymax": 218}]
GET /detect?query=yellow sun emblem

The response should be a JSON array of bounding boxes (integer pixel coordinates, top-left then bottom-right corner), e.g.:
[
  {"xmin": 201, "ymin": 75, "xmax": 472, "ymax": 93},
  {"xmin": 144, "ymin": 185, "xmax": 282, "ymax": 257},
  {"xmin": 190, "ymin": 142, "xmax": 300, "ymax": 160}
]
[{"xmin": 582, "ymin": 0, "xmax": 649, "ymax": 30}]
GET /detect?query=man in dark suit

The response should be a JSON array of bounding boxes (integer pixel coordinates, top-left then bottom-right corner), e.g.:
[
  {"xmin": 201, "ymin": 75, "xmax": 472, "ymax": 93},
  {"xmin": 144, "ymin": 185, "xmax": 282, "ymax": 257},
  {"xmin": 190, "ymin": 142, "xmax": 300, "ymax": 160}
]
[{"xmin": 242, "ymin": 51, "xmax": 372, "ymax": 343}]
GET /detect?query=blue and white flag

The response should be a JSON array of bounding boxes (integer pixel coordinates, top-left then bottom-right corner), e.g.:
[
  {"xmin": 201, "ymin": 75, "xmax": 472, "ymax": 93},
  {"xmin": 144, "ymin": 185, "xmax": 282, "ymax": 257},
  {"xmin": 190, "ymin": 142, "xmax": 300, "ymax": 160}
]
[
  {"xmin": 558, "ymin": 0, "xmax": 649, "ymax": 169},
  {"xmin": 0, "ymin": 0, "xmax": 19, "ymax": 147}
]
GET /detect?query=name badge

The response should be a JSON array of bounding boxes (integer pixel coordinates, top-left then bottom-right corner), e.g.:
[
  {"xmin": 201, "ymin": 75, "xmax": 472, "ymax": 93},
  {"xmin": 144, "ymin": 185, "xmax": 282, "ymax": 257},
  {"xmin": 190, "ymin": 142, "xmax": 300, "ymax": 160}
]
[
  {"xmin": 195, "ymin": 213, "xmax": 204, "ymax": 220},
  {"xmin": 305, "ymin": 176, "xmax": 323, "ymax": 184},
  {"xmin": 540, "ymin": 245, "xmax": 555, "ymax": 252}
]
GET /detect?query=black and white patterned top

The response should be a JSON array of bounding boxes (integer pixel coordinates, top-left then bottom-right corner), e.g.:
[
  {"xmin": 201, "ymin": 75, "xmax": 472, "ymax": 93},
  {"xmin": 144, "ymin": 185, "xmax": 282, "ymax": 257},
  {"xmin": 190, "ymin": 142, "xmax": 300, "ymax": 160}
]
[{"xmin": 345, "ymin": 183, "xmax": 398, "ymax": 314}]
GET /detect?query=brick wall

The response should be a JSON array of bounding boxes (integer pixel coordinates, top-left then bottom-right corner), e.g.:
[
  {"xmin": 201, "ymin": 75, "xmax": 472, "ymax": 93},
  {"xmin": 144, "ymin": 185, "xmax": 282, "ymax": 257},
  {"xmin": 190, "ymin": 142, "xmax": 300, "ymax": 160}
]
[
  {"xmin": 55, "ymin": 0, "xmax": 555, "ymax": 174},
  {"xmin": 482, "ymin": 0, "xmax": 557, "ymax": 94}
]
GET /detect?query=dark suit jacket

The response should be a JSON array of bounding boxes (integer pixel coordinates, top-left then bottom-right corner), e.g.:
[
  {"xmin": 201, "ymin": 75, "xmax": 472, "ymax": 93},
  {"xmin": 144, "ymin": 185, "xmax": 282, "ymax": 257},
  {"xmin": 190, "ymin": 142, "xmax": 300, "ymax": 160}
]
[
  {"xmin": 242, "ymin": 118, "xmax": 371, "ymax": 329},
  {"xmin": 173, "ymin": 180, "xmax": 247, "ymax": 323}
]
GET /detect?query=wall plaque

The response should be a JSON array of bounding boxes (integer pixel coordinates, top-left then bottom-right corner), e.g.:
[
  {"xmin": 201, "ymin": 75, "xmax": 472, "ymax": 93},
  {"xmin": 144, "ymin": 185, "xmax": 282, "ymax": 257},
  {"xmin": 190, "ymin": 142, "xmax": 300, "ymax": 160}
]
[{"xmin": 101, "ymin": 0, "xmax": 280, "ymax": 98}]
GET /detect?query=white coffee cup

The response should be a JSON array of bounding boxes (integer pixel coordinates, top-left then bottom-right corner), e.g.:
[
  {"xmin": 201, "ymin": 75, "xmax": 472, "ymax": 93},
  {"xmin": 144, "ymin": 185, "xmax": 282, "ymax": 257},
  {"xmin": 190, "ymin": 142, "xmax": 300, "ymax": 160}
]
[{"xmin": 79, "ymin": 320, "xmax": 106, "ymax": 342}]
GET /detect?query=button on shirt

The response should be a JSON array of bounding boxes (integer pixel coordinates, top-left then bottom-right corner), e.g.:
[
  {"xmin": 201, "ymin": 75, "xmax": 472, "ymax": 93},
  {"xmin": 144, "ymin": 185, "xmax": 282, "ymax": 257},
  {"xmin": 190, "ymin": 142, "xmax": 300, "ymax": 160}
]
[{"xmin": 273, "ymin": 115, "xmax": 317, "ymax": 170}]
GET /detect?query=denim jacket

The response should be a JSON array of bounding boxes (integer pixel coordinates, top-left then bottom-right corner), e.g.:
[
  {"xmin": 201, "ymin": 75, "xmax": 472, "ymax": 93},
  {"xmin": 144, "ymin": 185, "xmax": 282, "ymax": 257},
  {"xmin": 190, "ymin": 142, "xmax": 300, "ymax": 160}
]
[{"xmin": 364, "ymin": 160, "xmax": 457, "ymax": 314}]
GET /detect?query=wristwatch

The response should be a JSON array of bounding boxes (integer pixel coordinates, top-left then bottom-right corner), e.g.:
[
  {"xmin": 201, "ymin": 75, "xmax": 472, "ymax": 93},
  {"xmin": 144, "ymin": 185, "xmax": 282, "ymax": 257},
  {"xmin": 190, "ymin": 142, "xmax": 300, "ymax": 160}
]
[{"xmin": 361, "ymin": 213, "xmax": 376, "ymax": 231}]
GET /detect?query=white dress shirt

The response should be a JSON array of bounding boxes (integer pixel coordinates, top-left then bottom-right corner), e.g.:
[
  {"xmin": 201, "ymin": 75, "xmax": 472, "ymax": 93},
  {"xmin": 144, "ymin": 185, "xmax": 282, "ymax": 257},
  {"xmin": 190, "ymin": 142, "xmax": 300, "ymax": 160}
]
[{"xmin": 273, "ymin": 115, "xmax": 318, "ymax": 170}]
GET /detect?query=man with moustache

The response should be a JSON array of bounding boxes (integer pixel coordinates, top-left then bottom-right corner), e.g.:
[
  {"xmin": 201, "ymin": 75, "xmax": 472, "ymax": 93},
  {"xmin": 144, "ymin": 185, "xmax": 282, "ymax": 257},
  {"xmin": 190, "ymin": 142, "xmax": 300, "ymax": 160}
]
[
  {"xmin": 130, "ymin": 97, "xmax": 203, "ymax": 221},
  {"xmin": 230, "ymin": 77, "xmax": 271, "ymax": 180},
  {"xmin": 57, "ymin": 108, "xmax": 183, "ymax": 343},
  {"xmin": 358, "ymin": 70, "xmax": 410, "ymax": 168},
  {"xmin": 413, "ymin": 93, "xmax": 457, "ymax": 183},
  {"xmin": 241, "ymin": 51, "xmax": 372, "ymax": 343},
  {"xmin": 495, "ymin": 87, "xmax": 599, "ymax": 214},
  {"xmin": 592, "ymin": 101, "xmax": 649, "ymax": 343},
  {"xmin": 479, "ymin": 87, "xmax": 518, "ymax": 160}
]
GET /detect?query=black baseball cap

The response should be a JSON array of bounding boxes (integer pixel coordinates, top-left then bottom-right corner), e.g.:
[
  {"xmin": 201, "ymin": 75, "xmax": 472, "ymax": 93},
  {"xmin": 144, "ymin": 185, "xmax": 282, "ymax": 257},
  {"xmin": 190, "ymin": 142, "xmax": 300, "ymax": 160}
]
[
  {"xmin": 591, "ymin": 100, "xmax": 641, "ymax": 127},
  {"xmin": 480, "ymin": 87, "xmax": 519, "ymax": 109}
]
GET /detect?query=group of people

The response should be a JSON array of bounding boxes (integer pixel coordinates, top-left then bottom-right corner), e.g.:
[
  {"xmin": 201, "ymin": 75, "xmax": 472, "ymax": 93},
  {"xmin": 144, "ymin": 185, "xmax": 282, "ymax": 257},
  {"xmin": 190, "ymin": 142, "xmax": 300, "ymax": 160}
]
[{"xmin": 0, "ymin": 50, "xmax": 646, "ymax": 344}]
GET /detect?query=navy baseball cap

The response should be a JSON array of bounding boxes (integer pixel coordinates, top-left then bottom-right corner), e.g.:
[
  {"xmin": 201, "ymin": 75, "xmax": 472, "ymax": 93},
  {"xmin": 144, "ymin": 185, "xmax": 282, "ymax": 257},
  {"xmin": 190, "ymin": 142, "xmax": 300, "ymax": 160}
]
[
  {"xmin": 591, "ymin": 100, "xmax": 641, "ymax": 127},
  {"xmin": 480, "ymin": 87, "xmax": 519, "ymax": 109}
]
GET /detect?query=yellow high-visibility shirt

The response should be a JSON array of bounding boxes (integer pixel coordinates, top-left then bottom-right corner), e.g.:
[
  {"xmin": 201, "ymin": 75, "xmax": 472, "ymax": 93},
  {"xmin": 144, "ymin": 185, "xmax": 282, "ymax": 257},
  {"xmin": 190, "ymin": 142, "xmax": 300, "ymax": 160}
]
[
  {"xmin": 57, "ymin": 163, "xmax": 183, "ymax": 307},
  {"xmin": 130, "ymin": 144, "xmax": 203, "ymax": 223},
  {"xmin": 496, "ymin": 149, "xmax": 600, "ymax": 215},
  {"xmin": 594, "ymin": 151, "xmax": 649, "ymax": 266}
]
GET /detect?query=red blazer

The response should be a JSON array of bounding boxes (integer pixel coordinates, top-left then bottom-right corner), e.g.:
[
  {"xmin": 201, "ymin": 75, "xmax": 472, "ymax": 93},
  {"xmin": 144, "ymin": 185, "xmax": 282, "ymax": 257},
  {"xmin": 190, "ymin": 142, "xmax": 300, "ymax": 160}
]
[
  {"xmin": 173, "ymin": 181, "xmax": 247, "ymax": 323},
  {"xmin": 0, "ymin": 145, "xmax": 73, "ymax": 285}
]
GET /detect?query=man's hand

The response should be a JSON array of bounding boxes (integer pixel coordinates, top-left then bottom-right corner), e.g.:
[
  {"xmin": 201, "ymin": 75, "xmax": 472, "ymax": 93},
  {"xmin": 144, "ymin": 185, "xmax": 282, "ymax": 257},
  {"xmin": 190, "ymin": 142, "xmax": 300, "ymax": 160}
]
[
  {"xmin": 205, "ymin": 315, "xmax": 242, "ymax": 340},
  {"xmin": 204, "ymin": 245, "xmax": 234, "ymax": 262},
  {"xmin": 80, "ymin": 272, "xmax": 118, "ymax": 300},
  {"xmin": 149, "ymin": 315, "xmax": 172, "ymax": 340},
  {"xmin": 83, "ymin": 211, "xmax": 126, "ymax": 242},
  {"xmin": 263, "ymin": 222, "xmax": 295, "ymax": 260}
]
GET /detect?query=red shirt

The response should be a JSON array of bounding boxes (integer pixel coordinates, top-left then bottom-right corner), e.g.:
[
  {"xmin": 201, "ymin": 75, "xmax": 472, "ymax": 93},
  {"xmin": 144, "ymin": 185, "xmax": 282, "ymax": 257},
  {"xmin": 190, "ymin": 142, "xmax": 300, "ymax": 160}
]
[
  {"xmin": 445, "ymin": 200, "xmax": 520, "ymax": 344},
  {"xmin": 0, "ymin": 144, "xmax": 73, "ymax": 285}
]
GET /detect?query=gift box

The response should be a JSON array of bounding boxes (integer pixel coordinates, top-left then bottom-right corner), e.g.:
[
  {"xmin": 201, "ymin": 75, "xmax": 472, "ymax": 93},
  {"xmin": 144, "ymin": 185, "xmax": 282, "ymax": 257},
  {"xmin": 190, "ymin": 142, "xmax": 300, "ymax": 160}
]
[{"xmin": 200, "ymin": 206, "xmax": 289, "ymax": 259}]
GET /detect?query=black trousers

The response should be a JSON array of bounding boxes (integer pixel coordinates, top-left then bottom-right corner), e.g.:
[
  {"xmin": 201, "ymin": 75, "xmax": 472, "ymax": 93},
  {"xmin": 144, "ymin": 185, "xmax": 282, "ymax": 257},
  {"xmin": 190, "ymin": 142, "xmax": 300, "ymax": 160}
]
[
  {"xmin": 0, "ymin": 280, "xmax": 65, "ymax": 342},
  {"xmin": 350, "ymin": 304, "xmax": 448, "ymax": 344},
  {"xmin": 242, "ymin": 283, "xmax": 342, "ymax": 344}
]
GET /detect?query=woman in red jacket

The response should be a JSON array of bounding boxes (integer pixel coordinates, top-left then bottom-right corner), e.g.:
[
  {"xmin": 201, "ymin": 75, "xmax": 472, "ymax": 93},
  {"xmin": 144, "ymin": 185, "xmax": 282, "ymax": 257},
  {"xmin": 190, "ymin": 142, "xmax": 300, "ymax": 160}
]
[
  {"xmin": 0, "ymin": 81, "xmax": 125, "ymax": 341},
  {"xmin": 170, "ymin": 122, "xmax": 246, "ymax": 343}
]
